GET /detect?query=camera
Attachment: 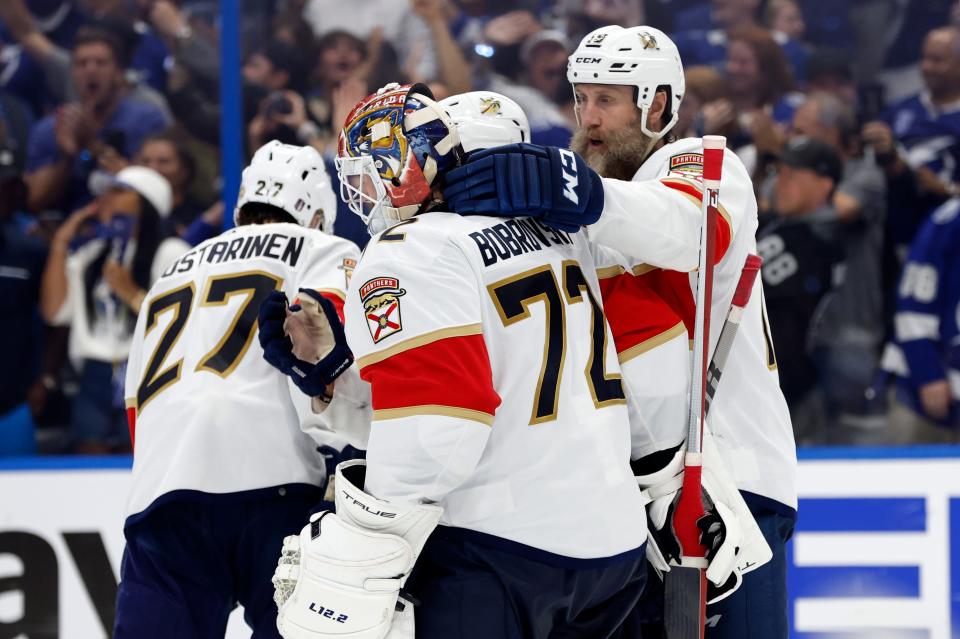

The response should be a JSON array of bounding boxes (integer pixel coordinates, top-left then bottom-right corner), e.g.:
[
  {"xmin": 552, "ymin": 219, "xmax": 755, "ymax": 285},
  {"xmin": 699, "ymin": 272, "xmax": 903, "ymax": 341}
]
[{"xmin": 265, "ymin": 92, "xmax": 293, "ymax": 118}]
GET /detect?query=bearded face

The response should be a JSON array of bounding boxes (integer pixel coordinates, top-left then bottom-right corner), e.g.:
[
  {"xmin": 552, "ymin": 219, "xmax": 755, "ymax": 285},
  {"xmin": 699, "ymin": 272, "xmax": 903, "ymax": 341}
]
[{"xmin": 570, "ymin": 108, "xmax": 653, "ymax": 181}]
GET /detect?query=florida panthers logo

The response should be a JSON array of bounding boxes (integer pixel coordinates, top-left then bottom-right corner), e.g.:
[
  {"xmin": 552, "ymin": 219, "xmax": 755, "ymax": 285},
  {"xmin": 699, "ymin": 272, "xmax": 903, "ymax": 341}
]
[
  {"xmin": 359, "ymin": 276, "xmax": 406, "ymax": 343},
  {"xmin": 480, "ymin": 97, "xmax": 502, "ymax": 115}
]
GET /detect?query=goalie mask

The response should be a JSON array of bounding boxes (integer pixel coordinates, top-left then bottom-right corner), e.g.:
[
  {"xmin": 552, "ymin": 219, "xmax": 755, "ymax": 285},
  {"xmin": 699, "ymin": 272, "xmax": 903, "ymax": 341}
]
[
  {"xmin": 235, "ymin": 140, "xmax": 338, "ymax": 233},
  {"xmin": 336, "ymin": 82, "xmax": 461, "ymax": 235},
  {"xmin": 568, "ymin": 26, "xmax": 685, "ymax": 142}
]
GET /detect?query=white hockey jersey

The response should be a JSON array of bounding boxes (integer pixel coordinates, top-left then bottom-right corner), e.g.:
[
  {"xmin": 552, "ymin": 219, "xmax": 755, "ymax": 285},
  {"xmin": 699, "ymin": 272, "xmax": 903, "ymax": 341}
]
[
  {"xmin": 591, "ymin": 244, "xmax": 690, "ymax": 461},
  {"xmin": 343, "ymin": 213, "xmax": 647, "ymax": 561},
  {"xmin": 123, "ymin": 223, "xmax": 362, "ymax": 521},
  {"xmin": 588, "ymin": 138, "xmax": 798, "ymax": 511}
]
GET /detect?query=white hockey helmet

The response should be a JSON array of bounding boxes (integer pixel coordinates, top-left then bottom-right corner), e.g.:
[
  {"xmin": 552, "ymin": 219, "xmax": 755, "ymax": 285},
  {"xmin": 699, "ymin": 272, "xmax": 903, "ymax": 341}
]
[
  {"xmin": 439, "ymin": 91, "xmax": 530, "ymax": 153},
  {"xmin": 234, "ymin": 140, "xmax": 338, "ymax": 233},
  {"xmin": 567, "ymin": 25, "xmax": 685, "ymax": 141}
]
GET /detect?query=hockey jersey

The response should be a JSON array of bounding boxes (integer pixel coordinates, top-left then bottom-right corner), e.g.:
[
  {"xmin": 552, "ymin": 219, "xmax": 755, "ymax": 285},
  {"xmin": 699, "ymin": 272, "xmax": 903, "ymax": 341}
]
[
  {"xmin": 587, "ymin": 138, "xmax": 798, "ymax": 511},
  {"xmin": 123, "ymin": 223, "xmax": 362, "ymax": 521},
  {"xmin": 592, "ymin": 244, "xmax": 690, "ymax": 460},
  {"xmin": 344, "ymin": 213, "xmax": 647, "ymax": 562},
  {"xmin": 883, "ymin": 92, "xmax": 960, "ymax": 184},
  {"xmin": 883, "ymin": 198, "xmax": 960, "ymax": 426}
]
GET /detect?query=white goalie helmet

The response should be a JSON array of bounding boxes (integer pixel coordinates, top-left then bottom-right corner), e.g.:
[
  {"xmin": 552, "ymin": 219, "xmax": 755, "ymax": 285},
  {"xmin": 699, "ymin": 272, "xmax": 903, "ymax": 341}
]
[
  {"xmin": 567, "ymin": 25, "xmax": 685, "ymax": 141},
  {"xmin": 235, "ymin": 140, "xmax": 338, "ymax": 233},
  {"xmin": 439, "ymin": 91, "xmax": 531, "ymax": 153}
]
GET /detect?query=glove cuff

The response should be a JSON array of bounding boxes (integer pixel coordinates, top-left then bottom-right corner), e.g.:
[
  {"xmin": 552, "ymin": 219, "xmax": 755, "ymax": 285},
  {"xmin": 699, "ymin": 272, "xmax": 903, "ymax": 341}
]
[
  {"xmin": 634, "ymin": 444, "xmax": 685, "ymax": 493},
  {"xmin": 335, "ymin": 460, "xmax": 443, "ymax": 559}
]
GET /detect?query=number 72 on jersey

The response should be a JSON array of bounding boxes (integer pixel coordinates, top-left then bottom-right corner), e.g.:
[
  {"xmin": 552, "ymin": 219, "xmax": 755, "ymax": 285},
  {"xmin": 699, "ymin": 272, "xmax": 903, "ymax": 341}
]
[{"xmin": 488, "ymin": 260, "xmax": 626, "ymax": 425}]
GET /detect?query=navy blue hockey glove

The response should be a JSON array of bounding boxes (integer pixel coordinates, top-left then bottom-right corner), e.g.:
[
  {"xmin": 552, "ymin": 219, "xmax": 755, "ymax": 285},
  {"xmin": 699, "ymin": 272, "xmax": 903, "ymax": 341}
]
[
  {"xmin": 258, "ymin": 289, "xmax": 354, "ymax": 398},
  {"xmin": 443, "ymin": 143, "xmax": 605, "ymax": 233}
]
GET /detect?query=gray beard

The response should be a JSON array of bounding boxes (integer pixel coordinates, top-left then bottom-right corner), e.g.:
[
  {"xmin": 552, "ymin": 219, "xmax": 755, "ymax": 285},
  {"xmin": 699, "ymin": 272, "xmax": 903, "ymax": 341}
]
[{"xmin": 570, "ymin": 124, "xmax": 655, "ymax": 181}]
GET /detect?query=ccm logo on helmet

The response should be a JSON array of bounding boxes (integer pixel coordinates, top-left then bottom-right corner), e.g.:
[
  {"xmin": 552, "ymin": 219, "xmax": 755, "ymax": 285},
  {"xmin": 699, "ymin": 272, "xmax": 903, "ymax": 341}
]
[
  {"xmin": 574, "ymin": 57, "xmax": 602, "ymax": 64},
  {"xmin": 559, "ymin": 149, "xmax": 579, "ymax": 205}
]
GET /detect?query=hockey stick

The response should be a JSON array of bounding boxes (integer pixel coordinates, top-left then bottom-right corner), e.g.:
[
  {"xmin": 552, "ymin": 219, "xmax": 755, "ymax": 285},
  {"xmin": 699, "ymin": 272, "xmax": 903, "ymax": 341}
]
[
  {"xmin": 704, "ymin": 253, "xmax": 763, "ymax": 417},
  {"xmin": 663, "ymin": 135, "xmax": 726, "ymax": 639}
]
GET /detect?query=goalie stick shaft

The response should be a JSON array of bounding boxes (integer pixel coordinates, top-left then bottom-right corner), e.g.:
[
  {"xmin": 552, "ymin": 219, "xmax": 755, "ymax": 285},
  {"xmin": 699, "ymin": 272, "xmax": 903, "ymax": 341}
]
[
  {"xmin": 665, "ymin": 135, "xmax": 726, "ymax": 639},
  {"xmin": 663, "ymin": 256, "xmax": 762, "ymax": 638}
]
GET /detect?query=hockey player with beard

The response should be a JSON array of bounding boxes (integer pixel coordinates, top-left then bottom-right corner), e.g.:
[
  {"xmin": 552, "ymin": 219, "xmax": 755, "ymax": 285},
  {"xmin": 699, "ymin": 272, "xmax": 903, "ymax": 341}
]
[{"xmin": 442, "ymin": 26, "xmax": 797, "ymax": 639}]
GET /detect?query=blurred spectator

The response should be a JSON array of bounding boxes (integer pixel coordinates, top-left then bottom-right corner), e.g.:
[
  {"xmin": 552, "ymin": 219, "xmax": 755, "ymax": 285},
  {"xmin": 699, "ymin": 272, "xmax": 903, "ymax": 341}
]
[
  {"xmin": 790, "ymin": 92, "xmax": 888, "ymax": 440},
  {"xmin": 257, "ymin": 31, "xmax": 404, "ymax": 155},
  {"xmin": 765, "ymin": 0, "xmax": 805, "ymax": 42},
  {"xmin": 0, "ymin": 31, "xmax": 52, "ymax": 117},
  {"xmin": 165, "ymin": 34, "xmax": 305, "ymax": 147},
  {"xmin": 558, "ymin": 0, "xmax": 645, "ymax": 49},
  {"xmin": 23, "ymin": 26, "xmax": 171, "ymax": 213},
  {"xmin": 883, "ymin": 197, "xmax": 960, "ymax": 443},
  {"xmin": 876, "ymin": 27, "xmax": 960, "ymax": 198},
  {"xmin": 874, "ymin": 0, "xmax": 953, "ymax": 103},
  {"xmin": 712, "ymin": 27, "xmax": 799, "ymax": 167},
  {"xmin": 302, "ymin": 31, "xmax": 371, "ymax": 153},
  {"xmin": 864, "ymin": 26, "xmax": 960, "ymax": 326},
  {"xmin": 0, "ymin": 90, "xmax": 35, "ymax": 171},
  {"xmin": 301, "ymin": 7, "xmax": 470, "ymax": 155},
  {"xmin": 804, "ymin": 48, "xmax": 857, "ymax": 106},
  {"xmin": 134, "ymin": 132, "xmax": 210, "ymax": 236},
  {"xmin": 39, "ymin": 167, "xmax": 187, "ymax": 453},
  {"xmin": 0, "ymin": 145, "xmax": 48, "ymax": 455},
  {"xmin": 410, "ymin": 0, "xmax": 472, "ymax": 94},
  {"xmin": 726, "ymin": 27, "xmax": 799, "ymax": 121},
  {"xmin": 148, "ymin": 0, "xmax": 218, "ymax": 91},
  {"xmin": 485, "ymin": 29, "xmax": 573, "ymax": 146},
  {"xmin": 302, "ymin": 0, "xmax": 440, "ymax": 82},
  {"xmin": 795, "ymin": 0, "xmax": 853, "ymax": 51},
  {"xmin": 675, "ymin": 65, "xmax": 727, "ymax": 139},
  {"xmin": 671, "ymin": 0, "xmax": 808, "ymax": 82},
  {"xmin": 758, "ymin": 138, "xmax": 845, "ymax": 443},
  {"xmin": 0, "ymin": 0, "xmax": 171, "ymax": 110}
]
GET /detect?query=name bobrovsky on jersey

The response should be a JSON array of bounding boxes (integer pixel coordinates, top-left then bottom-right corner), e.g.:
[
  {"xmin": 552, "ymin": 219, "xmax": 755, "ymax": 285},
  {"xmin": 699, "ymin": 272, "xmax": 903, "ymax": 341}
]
[
  {"xmin": 469, "ymin": 218, "xmax": 573, "ymax": 267},
  {"xmin": 160, "ymin": 231, "xmax": 306, "ymax": 279}
]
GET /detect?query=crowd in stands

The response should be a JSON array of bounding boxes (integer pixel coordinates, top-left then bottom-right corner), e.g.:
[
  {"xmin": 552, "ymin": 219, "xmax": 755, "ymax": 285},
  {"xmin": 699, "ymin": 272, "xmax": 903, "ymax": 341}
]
[{"xmin": 0, "ymin": 0, "xmax": 958, "ymax": 454}]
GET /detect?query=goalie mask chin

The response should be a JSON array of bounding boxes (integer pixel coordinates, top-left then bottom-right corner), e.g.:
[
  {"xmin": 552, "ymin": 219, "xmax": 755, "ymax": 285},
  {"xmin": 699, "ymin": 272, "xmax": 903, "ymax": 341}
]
[{"xmin": 336, "ymin": 82, "xmax": 462, "ymax": 236}]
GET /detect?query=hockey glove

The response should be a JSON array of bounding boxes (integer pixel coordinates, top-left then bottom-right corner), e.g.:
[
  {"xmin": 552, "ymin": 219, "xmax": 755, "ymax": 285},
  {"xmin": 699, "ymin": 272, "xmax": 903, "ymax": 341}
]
[
  {"xmin": 633, "ymin": 444, "xmax": 746, "ymax": 604},
  {"xmin": 273, "ymin": 460, "xmax": 442, "ymax": 639},
  {"xmin": 258, "ymin": 290, "xmax": 354, "ymax": 398},
  {"xmin": 443, "ymin": 143, "xmax": 605, "ymax": 232}
]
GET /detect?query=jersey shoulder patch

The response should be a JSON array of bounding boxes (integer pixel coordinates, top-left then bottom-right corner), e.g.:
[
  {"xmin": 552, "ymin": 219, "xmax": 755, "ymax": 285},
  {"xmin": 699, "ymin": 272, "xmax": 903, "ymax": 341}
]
[
  {"xmin": 668, "ymin": 152, "xmax": 704, "ymax": 178},
  {"xmin": 357, "ymin": 276, "xmax": 406, "ymax": 343}
]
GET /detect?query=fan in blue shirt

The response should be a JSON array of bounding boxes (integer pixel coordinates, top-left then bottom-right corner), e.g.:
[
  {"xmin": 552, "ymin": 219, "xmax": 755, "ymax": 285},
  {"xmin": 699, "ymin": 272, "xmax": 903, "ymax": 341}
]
[{"xmin": 886, "ymin": 198, "xmax": 960, "ymax": 429}]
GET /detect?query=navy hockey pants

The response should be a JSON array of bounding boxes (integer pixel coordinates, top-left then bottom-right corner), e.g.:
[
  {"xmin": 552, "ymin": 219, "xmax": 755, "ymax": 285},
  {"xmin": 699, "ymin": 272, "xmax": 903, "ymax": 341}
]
[
  {"xmin": 704, "ymin": 498, "xmax": 796, "ymax": 639},
  {"xmin": 405, "ymin": 526, "xmax": 649, "ymax": 639},
  {"xmin": 114, "ymin": 485, "xmax": 322, "ymax": 639}
]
